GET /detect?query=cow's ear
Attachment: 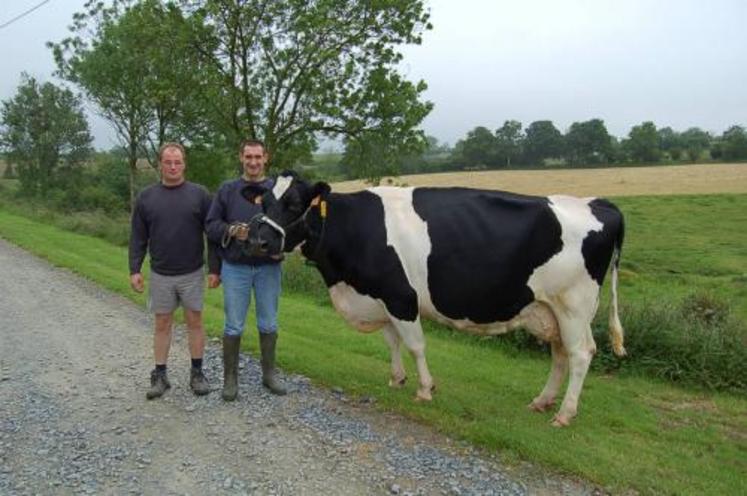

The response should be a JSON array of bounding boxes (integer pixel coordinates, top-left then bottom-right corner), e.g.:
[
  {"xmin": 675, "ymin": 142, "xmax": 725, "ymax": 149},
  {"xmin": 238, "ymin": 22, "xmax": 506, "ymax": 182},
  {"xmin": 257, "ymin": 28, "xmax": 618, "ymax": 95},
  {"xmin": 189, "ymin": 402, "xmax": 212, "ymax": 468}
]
[
  {"xmin": 241, "ymin": 184, "xmax": 267, "ymax": 204},
  {"xmin": 311, "ymin": 181, "xmax": 331, "ymax": 199}
]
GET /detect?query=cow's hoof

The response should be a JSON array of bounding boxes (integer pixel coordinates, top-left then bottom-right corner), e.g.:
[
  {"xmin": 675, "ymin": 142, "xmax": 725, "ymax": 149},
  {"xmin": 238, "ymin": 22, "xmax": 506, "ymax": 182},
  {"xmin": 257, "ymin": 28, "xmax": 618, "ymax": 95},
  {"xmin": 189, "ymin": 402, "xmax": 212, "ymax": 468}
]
[
  {"xmin": 414, "ymin": 389, "xmax": 433, "ymax": 402},
  {"xmin": 528, "ymin": 398, "xmax": 554, "ymax": 413},
  {"xmin": 551, "ymin": 414, "xmax": 572, "ymax": 427},
  {"xmin": 389, "ymin": 376, "xmax": 407, "ymax": 388}
]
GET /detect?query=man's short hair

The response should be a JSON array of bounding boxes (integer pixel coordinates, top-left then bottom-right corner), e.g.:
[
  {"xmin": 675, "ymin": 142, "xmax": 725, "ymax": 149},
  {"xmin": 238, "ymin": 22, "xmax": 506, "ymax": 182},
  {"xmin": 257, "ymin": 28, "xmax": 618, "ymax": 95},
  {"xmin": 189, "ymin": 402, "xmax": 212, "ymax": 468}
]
[
  {"xmin": 159, "ymin": 142, "xmax": 186, "ymax": 162},
  {"xmin": 239, "ymin": 139, "xmax": 267, "ymax": 154}
]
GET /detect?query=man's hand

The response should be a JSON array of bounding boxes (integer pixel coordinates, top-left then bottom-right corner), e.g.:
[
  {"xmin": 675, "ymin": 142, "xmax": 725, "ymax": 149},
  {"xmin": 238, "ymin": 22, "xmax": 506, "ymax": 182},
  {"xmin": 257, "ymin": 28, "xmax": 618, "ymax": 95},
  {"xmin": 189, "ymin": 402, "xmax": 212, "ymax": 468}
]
[
  {"xmin": 130, "ymin": 273, "xmax": 145, "ymax": 293},
  {"xmin": 207, "ymin": 273, "xmax": 221, "ymax": 289},
  {"xmin": 227, "ymin": 222, "xmax": 250, "ymax": 242}
]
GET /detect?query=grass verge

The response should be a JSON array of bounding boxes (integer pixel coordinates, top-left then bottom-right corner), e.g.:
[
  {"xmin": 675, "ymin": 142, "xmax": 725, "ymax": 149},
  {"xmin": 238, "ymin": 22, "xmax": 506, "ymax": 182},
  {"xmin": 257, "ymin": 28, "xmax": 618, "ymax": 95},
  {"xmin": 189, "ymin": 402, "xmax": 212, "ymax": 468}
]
[{"xmin": 1, "ymin": 209, "xmax": 746, "ymax": 494}]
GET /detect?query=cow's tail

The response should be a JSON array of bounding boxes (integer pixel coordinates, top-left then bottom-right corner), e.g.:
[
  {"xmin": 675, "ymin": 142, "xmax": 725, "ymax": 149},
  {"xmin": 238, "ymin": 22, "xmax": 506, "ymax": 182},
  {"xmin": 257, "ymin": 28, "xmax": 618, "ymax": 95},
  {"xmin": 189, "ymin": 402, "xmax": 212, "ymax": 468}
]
[{"xmin": 608, "ymin": 213, "xmax": 626, "ymax": 357}]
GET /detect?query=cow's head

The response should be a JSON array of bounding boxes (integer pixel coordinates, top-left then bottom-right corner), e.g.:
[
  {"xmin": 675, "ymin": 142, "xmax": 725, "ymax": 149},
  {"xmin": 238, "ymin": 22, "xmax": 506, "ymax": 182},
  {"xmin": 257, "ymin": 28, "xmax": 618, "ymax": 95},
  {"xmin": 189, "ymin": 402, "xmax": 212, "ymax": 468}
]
[{"xmin": 241, "ymin": 171, "xmax": 330, "ymax": 257}]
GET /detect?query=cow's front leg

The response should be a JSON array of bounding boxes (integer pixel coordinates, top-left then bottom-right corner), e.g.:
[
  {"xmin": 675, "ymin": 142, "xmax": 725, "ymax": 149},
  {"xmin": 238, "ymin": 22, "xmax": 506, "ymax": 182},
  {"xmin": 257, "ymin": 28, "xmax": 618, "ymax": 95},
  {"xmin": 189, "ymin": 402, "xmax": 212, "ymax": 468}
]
[
  {"xmin": 391, "ymin": 318, "xmax": 434, "ymax": 401},
  {"xmin": 381, "ymin": 324, "xmax": 407, "ymax": 387}
]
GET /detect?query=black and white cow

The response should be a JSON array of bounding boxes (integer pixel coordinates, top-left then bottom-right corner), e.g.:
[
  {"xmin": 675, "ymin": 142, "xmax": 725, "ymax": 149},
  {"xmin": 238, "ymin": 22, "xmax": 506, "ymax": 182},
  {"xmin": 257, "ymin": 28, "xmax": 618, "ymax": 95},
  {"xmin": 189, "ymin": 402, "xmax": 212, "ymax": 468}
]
[{"xmin": 245, "ymin": 172, "xmax": 626, "ymax": 427}]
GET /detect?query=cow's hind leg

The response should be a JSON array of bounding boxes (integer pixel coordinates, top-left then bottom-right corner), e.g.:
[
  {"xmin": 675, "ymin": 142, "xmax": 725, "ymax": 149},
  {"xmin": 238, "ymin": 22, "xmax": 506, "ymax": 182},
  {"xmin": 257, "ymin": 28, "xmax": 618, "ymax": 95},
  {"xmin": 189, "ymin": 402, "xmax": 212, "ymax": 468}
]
[
  {"xmin": 391, "ymin": 318, "xmax": 434, "ymax": 401},
  {"xmin": 553, "ymin": 313, "xmax": 596, "ymax": 427},
  {"xmin": 381, "ymin": 323, "xmax": 407, "ymax": 388},
  {"xmin": 529, "ymin": 340, "xmax": 567, "ymax": 412}
]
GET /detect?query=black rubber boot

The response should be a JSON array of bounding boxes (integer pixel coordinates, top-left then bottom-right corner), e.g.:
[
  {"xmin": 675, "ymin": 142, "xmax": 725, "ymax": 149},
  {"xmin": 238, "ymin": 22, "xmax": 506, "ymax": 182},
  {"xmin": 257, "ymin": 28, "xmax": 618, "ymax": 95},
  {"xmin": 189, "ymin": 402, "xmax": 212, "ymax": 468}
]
[
  {"xmin": 222, "ymin": 335, "xmax": 241, "ymax": 401},
  {"xmin": 259, "ymin": 332, "xmax": 287, "ymax": 395},
  {"xmin": 146, "ymin": 368, "xmax": 171, "ymax": 400}
]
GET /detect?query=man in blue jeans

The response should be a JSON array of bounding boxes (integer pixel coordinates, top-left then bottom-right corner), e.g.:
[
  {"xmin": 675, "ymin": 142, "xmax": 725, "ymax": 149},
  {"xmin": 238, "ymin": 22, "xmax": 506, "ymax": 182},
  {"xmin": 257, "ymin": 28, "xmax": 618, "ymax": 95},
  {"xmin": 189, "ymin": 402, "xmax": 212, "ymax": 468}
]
[{"xmin": 206, "ymin": 139, "xmax": 286, "ymax": 400}]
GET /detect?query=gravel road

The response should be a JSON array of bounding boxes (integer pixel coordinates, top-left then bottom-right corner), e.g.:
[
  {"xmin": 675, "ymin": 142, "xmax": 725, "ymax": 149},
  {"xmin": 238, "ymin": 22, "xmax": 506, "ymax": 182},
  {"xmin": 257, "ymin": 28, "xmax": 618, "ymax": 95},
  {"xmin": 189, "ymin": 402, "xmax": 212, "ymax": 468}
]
[{"xmin": 0, "ymin": 239, "xmax": 601, "ymax": 495}]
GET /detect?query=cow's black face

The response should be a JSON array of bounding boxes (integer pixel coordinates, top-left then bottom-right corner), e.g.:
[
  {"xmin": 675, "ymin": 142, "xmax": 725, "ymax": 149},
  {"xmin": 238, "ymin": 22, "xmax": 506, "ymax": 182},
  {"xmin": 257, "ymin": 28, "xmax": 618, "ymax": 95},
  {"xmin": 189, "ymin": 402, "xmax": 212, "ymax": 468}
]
[{"xmin": 244, "ymin": 172, "xmax": 329, "ymax": 257}]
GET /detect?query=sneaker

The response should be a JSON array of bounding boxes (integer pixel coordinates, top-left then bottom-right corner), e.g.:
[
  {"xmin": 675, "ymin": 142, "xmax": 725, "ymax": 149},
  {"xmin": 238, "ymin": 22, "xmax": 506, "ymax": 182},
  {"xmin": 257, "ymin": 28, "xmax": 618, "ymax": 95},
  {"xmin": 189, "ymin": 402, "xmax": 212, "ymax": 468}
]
[
  {"xmin": 146, "ymin": 369, "xmax": 171, "ymax": 400},
  {"xmin": 190, "ymin": 368, "xmax": 210, "ymax": 396}
]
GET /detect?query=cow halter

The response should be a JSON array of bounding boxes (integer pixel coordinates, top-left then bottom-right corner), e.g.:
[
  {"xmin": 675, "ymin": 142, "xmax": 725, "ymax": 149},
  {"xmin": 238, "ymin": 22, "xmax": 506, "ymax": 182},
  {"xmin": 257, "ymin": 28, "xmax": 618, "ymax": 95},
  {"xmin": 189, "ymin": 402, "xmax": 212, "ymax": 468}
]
[{"xmin": 251, "ymin": 213, "xmax": 286, "ymax": 253}]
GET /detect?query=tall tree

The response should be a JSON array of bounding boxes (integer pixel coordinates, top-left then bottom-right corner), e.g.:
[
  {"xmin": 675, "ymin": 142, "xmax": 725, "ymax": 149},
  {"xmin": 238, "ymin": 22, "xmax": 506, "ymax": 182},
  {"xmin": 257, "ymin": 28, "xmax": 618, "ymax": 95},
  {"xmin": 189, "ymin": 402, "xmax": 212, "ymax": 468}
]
[
  {"xmin": 50, "ymin": 0, "xmax": 205, "ymax": 209},
  {"xmin": 624, "ymin": 121, "xmax": 660, "ymax": 163},
  {"xmin": 453, "ymin": 126, "xmax": 496, "ymax": 169},
  {"xmin": 720, "ymin": 125, "xmax": 747, "ymax": 160},
  {"xmin": 494, "ymin": 120, "xmax": 523, "ymax": 167},
  {"xmin": 523, "ymin": 120, "xmax": 564, "ymax": 165},
  {"xmin": 184, "ymin": 0, "xmax": 433, "ymax": 181},
  {"xmin": 657, "ymin": 126, "xmax": 683, "ymax": 160},
  {"xmin": 680, "ymin": 127, "xmax": 711, "ymax": 162},
  {"xmin": 0, "ymin": 74, "xmax": 92, "ymax": 196},
  {"xmin": 564, "ymin": 118, "xmax": 613, "ymax": 165}
]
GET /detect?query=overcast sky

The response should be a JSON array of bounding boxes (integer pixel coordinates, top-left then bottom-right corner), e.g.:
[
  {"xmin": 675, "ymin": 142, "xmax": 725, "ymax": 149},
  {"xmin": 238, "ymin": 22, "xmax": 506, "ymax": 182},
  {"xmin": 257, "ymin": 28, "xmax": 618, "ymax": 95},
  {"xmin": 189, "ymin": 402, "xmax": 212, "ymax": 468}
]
[{"xmin": 2, "ymin": 0, "xmax": 746, "ymax": 149}]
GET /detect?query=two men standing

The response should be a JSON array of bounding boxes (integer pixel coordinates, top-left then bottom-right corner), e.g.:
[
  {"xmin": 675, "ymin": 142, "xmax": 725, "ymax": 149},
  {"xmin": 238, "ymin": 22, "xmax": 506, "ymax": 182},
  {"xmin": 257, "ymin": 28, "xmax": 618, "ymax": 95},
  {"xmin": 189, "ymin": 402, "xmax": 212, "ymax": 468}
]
[{"xmin": 128, "ymin": 140, "xmax": 285, "ymax": 400}]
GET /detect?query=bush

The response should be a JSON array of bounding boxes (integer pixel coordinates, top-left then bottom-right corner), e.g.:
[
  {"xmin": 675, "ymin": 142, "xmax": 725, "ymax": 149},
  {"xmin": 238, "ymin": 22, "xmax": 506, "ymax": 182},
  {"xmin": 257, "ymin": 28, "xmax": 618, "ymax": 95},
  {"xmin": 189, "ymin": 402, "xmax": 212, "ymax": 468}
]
[
  {"xmin": 281, "ymin": 252, "xmax": 330, "ymax": 306},
  {"xmin": 591, "ymin": 293, "xmax": 746, "ymax": 392}
]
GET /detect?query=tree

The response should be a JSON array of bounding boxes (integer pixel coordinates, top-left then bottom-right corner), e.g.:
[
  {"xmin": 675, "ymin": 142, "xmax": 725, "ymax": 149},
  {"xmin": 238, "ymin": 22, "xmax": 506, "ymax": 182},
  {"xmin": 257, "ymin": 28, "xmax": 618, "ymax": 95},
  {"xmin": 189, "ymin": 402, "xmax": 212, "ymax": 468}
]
[
  {"xmin": 184, "ymin": 0, "xmax": 433, "ymax": 181},
  {"xmin": 720, "ymin": 125, "xmax": 747, "ymax": 160},
  {"xmin": 494, "ymin": 120, "xmax": 523, "ymax": 167},
  {"xmin": 51, "ymin": 0, "xmax": 206, "ymax": 209},
  {"xmin": 657, "ymin": 126, "xmax": 683, "ymax": 160},
  {"xmin": 0, "ymin": 74, "xmax": 92, "ymax": 196},
  {"xmin": 523, "ymin": 120, "xmax": 564, "ymax": 165},
  {"xmin": 680, "ymin": 127, "xmax": 711, "ymax": 162},
  {"xmin": 624, "ymin": 121, "xmax": 660, "ymax": 163},
  {"xmin": 453, "ymin": 126, "xmax": 496, "ymax": 169},
  {"xmin": 564, "ymin": 118, "xmax": 613, "ymax": 165}
]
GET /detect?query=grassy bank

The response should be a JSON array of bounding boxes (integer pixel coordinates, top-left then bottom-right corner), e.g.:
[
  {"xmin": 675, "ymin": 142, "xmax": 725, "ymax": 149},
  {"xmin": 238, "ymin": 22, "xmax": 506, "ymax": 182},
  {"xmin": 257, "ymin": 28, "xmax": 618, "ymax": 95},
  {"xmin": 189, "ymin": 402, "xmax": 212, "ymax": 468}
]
[{"xmin": 1, "ymin": 209, "xmax": 746, "ymax": 494}]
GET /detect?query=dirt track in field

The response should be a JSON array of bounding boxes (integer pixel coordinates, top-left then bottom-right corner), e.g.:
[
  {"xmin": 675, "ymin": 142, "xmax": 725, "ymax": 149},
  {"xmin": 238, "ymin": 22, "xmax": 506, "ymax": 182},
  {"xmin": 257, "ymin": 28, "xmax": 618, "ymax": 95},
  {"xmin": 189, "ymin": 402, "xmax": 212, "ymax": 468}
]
[{"xmin": 332, "ymin": 163, "xmax": 747, "ymax": 197}]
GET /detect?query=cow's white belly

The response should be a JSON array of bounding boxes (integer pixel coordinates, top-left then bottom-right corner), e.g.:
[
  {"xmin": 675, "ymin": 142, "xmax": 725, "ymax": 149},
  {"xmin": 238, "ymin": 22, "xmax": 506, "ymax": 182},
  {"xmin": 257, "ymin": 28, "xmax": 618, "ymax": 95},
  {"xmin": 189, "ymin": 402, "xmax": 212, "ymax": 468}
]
[{"xmin": 328, "ymin": 282, "xmax": 389, "ymax": 333}]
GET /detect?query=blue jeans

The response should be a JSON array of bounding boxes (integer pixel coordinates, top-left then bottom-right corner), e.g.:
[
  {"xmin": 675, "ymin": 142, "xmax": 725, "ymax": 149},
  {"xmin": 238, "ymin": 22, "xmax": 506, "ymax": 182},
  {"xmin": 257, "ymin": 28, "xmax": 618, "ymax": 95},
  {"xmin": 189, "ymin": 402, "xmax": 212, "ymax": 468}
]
[{"xmin": 221, "ymin": 261, "xmax": 281, "ymax": 337}]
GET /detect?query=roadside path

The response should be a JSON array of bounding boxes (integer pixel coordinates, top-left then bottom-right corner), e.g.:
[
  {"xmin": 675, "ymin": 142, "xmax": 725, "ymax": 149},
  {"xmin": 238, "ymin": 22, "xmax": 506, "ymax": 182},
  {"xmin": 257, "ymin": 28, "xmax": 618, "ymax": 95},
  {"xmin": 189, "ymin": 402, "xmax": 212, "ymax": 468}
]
[{"xmin": 0, "ymin": 239, "xmax": 598, "ymax": 495}]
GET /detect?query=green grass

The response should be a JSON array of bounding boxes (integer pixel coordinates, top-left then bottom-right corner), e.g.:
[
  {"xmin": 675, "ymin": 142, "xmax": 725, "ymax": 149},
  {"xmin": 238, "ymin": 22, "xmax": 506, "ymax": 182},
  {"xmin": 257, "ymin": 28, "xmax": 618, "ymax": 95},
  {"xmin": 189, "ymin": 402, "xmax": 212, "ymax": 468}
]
[
  {"xmin": 614, "ymin": 194, "xmax": 747, "ymax": 320},
  {"xmin": 1, "ymin": 206, "xmax": 746, "ymax": 494}
]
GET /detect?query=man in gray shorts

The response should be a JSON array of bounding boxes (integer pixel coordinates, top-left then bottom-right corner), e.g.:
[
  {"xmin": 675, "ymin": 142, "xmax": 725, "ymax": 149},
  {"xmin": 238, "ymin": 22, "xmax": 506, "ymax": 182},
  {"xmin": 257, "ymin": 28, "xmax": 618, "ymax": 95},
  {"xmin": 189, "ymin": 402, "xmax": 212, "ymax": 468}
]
[{"xmin": 129, "ymin": 142, "xmax": 220, "ymax": 399}]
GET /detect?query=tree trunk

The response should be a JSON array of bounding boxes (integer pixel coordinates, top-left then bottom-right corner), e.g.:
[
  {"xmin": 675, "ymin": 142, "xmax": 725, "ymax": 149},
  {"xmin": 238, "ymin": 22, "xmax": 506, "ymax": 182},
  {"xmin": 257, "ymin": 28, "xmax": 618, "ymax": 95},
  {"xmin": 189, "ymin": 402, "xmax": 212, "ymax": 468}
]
[{"xmin": 128, "ymin": 141, "xmax": 138, "ymax": 213}]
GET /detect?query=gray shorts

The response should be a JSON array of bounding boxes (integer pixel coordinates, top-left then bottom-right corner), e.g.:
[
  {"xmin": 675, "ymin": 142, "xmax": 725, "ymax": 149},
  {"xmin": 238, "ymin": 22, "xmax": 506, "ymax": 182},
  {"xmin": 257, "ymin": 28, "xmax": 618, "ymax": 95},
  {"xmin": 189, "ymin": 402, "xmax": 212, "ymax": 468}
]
[{"xmin": 148, "ymin": 268, "xmax": 205, "ymax": 314}]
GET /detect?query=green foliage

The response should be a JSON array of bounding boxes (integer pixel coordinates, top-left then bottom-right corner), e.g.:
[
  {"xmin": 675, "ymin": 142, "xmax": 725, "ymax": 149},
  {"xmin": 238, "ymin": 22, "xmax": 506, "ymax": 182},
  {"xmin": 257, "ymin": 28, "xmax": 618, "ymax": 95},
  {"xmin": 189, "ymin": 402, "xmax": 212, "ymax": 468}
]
[
  {"xmin": 563, "ymin": 118, "xmax": 613, "ymax": 165},
  {"xmin": 184, "ymin": 0, "xmax": 433, "ymax": 180},
  {"xmin": 720, "ymin": 125, "xmax": 747, "ymax": 160},
  {"xmin": 680, "ymin": 127, "xmax": 711, "ymax": 162},
  {"xmin": 522, "ymin": 120, "xmax": 565, "ymax": 165},
  {"xmin": 50, "ymin": 0, "xmax": 206, "ymax": 208},
  {"xmin": 452, "ymin": 126, "xmax": 496, "ymax": 169},
  {"xmin": 624, "ymin": 121, "xmax": 661, "ymax": 163},
  {"xmin": 185, "ymin": 146, "xmax": 234, "ymax": 192},
  {"xmin": 494, "ymin": 120, "xmax": 523, "ymax": 167},
  {"xmin": 0, "ymin": 74, "xmax": 92, "ymax": 197}
]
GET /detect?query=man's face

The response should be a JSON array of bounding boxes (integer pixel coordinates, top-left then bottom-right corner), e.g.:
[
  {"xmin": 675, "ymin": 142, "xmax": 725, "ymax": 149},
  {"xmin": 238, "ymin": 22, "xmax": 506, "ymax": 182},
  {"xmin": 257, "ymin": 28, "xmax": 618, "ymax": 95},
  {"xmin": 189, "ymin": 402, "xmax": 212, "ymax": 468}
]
[
  {"xmin": 240, "ymin": 145, "xmax": 268, "ymax": 180},
  {"xmin": 160, "ymin": 147, "xmax": 186, "ymax": 185}
]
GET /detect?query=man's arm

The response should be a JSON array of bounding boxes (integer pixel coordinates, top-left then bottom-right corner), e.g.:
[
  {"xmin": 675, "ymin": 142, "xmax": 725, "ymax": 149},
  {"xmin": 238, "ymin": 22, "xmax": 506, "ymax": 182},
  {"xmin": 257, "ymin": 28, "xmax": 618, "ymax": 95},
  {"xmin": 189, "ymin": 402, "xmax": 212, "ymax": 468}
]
[
  {"xmin": 205, "ymin": 185, "xmax": 230, "ymax": 245},
  {"xmin": 128, "ymin": 196, "xmax": 148, "ymax": 293},
  {"xmin": 201, "ymin": 189, "xmax": 222, "ymax": 288}
]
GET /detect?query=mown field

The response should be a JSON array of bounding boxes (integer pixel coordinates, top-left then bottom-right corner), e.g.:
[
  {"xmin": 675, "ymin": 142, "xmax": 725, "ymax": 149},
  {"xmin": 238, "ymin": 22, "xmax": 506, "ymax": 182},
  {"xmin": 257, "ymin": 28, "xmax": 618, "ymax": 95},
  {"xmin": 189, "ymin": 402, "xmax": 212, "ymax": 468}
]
[
  {"xmin": 333, "ymin": 162, "xmax": 747, "ymax": 197},
  {"xmin": 1, "ymin": 164, "xmax": 746, "ymax": 494}
]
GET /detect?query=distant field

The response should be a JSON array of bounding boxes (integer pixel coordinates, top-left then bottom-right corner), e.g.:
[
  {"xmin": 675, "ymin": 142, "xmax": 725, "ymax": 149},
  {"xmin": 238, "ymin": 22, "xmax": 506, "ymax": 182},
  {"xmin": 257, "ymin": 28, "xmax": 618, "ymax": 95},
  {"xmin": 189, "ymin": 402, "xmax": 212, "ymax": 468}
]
[{"xmin": 332, "ymin": 163, "xmax": 747, "ymax": 197}]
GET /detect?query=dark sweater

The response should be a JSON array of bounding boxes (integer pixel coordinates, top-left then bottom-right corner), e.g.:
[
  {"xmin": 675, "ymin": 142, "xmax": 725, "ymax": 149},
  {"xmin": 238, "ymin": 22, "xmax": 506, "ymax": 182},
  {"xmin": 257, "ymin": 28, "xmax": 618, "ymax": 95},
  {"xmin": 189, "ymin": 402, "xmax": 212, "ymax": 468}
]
[
  {"xmin": 206, "ymin": 177, "xmax": 279, "ymax": 266},
  {"xmin": 129, "ymin": 181, "xmax": 220, "ymax": 276}
]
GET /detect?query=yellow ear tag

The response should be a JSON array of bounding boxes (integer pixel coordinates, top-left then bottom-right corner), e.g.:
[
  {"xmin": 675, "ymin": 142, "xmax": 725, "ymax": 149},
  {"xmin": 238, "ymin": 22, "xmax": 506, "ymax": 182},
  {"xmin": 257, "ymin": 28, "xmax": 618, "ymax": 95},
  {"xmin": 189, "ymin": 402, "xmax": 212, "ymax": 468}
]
[{"xmin": 320, "ymin": 200, "xmax": 327, "ymax": 218}]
